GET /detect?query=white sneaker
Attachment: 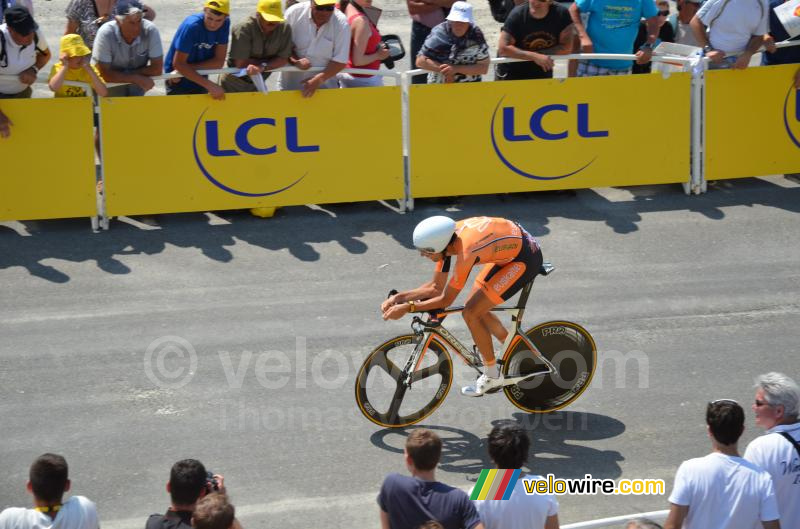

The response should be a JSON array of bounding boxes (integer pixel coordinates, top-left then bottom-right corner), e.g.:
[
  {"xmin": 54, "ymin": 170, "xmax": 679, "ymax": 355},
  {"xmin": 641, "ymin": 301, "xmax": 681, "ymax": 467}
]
[{"xmin": 461, "ymin": 373, "xmax": 505, "ymax": 397}]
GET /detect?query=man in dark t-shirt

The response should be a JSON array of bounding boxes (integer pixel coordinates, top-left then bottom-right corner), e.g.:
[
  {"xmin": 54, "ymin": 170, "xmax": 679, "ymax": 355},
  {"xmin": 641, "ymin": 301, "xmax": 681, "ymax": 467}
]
[
  {"xmin": 378, "ymin": 429, "xmax": 483, "ymax": 529},
  {"xmin": 496, "ymin": 0, "xmax": 574, "ymax": 80}
]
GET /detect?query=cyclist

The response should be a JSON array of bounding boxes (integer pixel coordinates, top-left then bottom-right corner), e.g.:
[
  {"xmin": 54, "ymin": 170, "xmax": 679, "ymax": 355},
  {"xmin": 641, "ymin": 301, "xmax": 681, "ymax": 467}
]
[{"xmin": 382, "ymin": 216, "xmax": 543, "ymax": 396}]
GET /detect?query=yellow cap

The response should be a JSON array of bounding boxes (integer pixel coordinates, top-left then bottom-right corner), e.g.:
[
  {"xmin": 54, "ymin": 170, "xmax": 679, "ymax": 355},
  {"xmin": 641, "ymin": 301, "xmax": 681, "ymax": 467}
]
[
  {"xmin": 204, "ymin": 0, "xmax": 230, "ymax": 15},
  {"xmin": 313, "ymin": 0, "xmax": 338, "ymax": 6},
  {"xmin": 60, "ymin": 33, "xmax": 91, "ymax": 57},
  {"xmin": 257, "ymin": 0, "xmax": 284, "ymax": 22}
]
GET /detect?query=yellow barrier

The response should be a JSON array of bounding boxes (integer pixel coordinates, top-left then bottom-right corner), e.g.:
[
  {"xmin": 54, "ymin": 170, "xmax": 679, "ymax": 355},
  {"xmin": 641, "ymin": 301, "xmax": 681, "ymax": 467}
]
[
  {"xmin": 0, "ymin": 98, "xmax": 96, "ymax": 221},
  {"xmin": 409, "ymin": 73, "xmax": 691, "ymax": 198},
  {"xmin": 706, "ymin": 65, "xmax": 800, "ymax": 180},
  {"xmin": 100, "ymin": 88, "xmax": 404, "ymax": 216}
]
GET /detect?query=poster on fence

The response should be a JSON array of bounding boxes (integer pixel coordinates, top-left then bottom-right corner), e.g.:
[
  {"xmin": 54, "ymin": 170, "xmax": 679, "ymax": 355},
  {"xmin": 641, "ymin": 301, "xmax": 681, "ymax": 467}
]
[
  {"xmin": 100, "ymin": 88, "xmax": 403, "ymax": 216},
  {"xmin": 0, "ymin": 98, "xmax": 96, "ymax": 221},
  {"xmin": 706, "ymin": 65, "xmax": 800, "ymax": 180},
  {"xmin": 774, "ymin": 0, "xmax": 800, "ymax": 38},
  {"xmin": 409, "ymin": 73, "xmax": 691, "ymax": 198}
]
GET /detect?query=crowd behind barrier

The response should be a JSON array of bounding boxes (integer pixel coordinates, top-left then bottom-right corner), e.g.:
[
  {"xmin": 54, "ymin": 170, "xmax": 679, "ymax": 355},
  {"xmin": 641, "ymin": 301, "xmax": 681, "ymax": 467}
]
[{"xmin": 2, "ymin": 372, "xmax": 798, "ymax": 529}]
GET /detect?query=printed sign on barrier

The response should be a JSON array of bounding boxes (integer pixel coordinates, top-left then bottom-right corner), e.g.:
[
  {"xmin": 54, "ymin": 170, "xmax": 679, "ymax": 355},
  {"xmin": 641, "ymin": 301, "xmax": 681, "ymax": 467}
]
[
  {"xmin": 100, "ymin": 88, "xmax": 403, "ymax": 216},
  {"xmin": 706, "ymin": 65, "xmax": 800, "ymax": 180},
  {"xmin": 409, "ymin": 73, "xmax": 691, "ymax": 198},
  {"xmin": 0, "ymin": 98, "xmax": 96, "ymax": 221}
]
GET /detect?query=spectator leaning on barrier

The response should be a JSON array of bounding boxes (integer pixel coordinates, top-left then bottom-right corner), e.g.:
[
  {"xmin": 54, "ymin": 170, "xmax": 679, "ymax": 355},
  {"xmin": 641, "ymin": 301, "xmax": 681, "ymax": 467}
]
[
  {"xmin": 0, "ymin": 6, "xmax": 50, "ymax": 99},
  {"xmin": 191, "ymin": 493, "xmax": 238, "ymax": 529},
  {"xmin": 164, "ymin": 0, "xmax": 230, "ymax": 99},
  {"xmin": 49, "ymin": 34, "xmax": 108, "ymax": 97},
  {"xmin": 416, "ymin": 1, "xmax": 490, "ymax": 83},
  {"xmin": 147, "ymin": 459, "xmax": 235, "ymax": 529},
  {"xmin": 624, "ymin": 520, "xmax": 662, "ymax": 529},
  {"xmin": 496, "ymin": 0, "xmax": 574, "ymax": 81},
  {"xmin": 65, "ymin": 0, "xmax": 156, "ymax": 50},
  {"xmin": 663, "ymin": 399, "xmax": 781, "ymax": 529},
  {"xmin": 220, "ymin": 0, "xmax": 293, "ymax": 93},
  {"xmin": 0, "ymin": 453, "xmax": 100, "ymax": 529},
  {"xmin": 632, "ymin": 0, "xmax": 674, "ymax": 73},
  {"xmin": 337, "ymin": 0, "xmax": 390, "ymax": 87},
  {"xmin": 744, "ymin": 372, "xmax": 800, "ymax": 529},
  {"xmin": 378, "ymin": 428, "xmax": 484, "ymax": 529},
  {"xmin": 472, "ymin": 422, "xmax": 559, "ymax": 529},
  {"xmin": 92, "ymin": 0, "xmax": 163, "ymax": 96},
  {"xmin": 279, "ymin": 0, "xmax": 351, "ymax": 97},
  {"xmin": 690, "ymin": 0, "xmax": 769, "ymax": 69},
  {"xmin": 669, "ymin": 0, "xmax": 703, "ymax": 47},
  {"xmin": 0, "ymin": 104, "xmax": 10, "ymax": 137},
  {"xmin": 569, "ymin": 0, "xmax": 659, "ymax": 76},
  {"xmin": 406, "ymin": 0, "xmax": 457, "ymax": 84}
]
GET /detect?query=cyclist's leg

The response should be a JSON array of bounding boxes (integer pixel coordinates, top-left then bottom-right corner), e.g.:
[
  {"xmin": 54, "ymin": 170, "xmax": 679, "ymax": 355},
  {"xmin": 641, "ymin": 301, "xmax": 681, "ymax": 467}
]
[
  {"xmin": 467, "ymin": 284, "xmax": 508, "ymax": 342},
  {"xmin": 462, "ymin": 288, "xmax": 500, "ymax": 367}
]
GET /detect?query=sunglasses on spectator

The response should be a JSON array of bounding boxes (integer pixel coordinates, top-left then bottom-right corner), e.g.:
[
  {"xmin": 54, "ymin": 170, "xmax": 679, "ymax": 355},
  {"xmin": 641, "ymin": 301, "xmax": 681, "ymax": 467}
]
[
  {"xmin": 754, "ymin": 399, "xmax": 772, "ymax": 407},
  {"xmin": 314, "ymin": 3, "xmax": 335, "ymax": 10},
  {"xmin": 658, "ymin": 9, "xmax": 670, "ymax": 15}
]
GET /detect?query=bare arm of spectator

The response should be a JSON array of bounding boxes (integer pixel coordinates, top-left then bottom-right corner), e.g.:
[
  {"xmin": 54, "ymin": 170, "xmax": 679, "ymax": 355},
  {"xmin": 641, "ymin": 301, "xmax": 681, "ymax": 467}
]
[
  {"xmin": 96, "ymin": 57, "xmax": 162, "ymax": 93},
  {"xmin": 445, "ymin": 56, "xmax": 489, "ymax": 78},
  {"xmin": 690, "ymin": 15, "xmax": 725, "ymax": 63},
  {"xmin": 663, "ymin": 503, "xmax": 688, "ymax": 529},
  {"xmin": 143, "ymin": 4, "xmax": 156, "ymax": 21},
  {"xmin": 634, "ymin": 16, "xmax": 658, "ymax": 64},
  {"xmin": 350, "ymin": 16, "xmax": 390, "ymax": 66},
  {"xmin": 538, "ymin": 24, "xmax": 575, "ymax": 55},
  {"xmin": 761, "ymin": 521, "xmax": 780, "ymax": 529},
  {"xmin": 172, "ymin": 45, "xmax": 227, "ymax": 100},
  {"xmin": 425, "ymin": 0, "xmax": 457, "ymax": 7},
  {"xmin": 85, "ymin": 60, "xmax": 109, "ymax": 96},
  {"xmin": 301, "ymin": 60, "xmax": 346, "ymax": 97},
  {"xmin": 48, "ymin": 57, "xmax": 71, "ymax": 92},
  {"xmin": 733, "ymin": 34, "xmax": 764, "ymax": 69},
  {"xmin": 407, "ymin": 0, "xmax": 441, "ymax": 16},
  {"xmin": 379, "ymin": 509, "xmax": 390, "ymax": 529},
  {"xmin": 499, "ymin": 29, "xmax": 560, "ymax": 72},
  {"xmin": 134, "ymin": 56, "xmax": 164, "ymax": 77},
  {"xmin": 234, "ymin": 56, "xmax": 290, "ymax": 74},
  {"xmin": 289, "ymin": 50, "xmax": 312, "ymax": 70},
  {"xmin": 569, "ymin": 3, "xmax": 593, "ymax": 53},
  {"xmin": 795, "ymin": 67, "xmax": 800, "ymax": 88},
  {"xmin": 544, "ymin": 514, "xmax": 559, "ymax": 529},
  {"xmin": 0, "ymin": 107, "xmax": 11, "ymax": 139}
]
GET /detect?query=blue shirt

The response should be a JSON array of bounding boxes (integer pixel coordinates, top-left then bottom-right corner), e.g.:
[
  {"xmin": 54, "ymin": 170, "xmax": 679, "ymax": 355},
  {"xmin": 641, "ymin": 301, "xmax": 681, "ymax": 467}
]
[
  {"xmin": 377, "ymin": 473, "xmax": 481, "ymax": 529},
  {"xmin": 165, "ymin": 12, "xmax": 230, "ymax": 73},
  {"xmin": 576, "ymin": 0, "xmax": 658, "ymax": 69}
]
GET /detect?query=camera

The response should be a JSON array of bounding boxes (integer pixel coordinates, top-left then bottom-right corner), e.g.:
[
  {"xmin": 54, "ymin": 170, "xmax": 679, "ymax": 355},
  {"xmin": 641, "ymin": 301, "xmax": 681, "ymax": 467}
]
[
  {"xmin": 379, "ymin": 35, "xmax": 405, "ymax": 70},
  {"xmin": 206, "ymin": 471, "xmax": 219, "ymax": 492}
]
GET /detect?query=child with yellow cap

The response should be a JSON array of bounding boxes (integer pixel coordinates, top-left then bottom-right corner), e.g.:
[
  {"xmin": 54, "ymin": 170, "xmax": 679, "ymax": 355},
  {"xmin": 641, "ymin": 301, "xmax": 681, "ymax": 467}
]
[{"xmin": 48, "ymin": 34, "xmax": 108, "ymax": 97}]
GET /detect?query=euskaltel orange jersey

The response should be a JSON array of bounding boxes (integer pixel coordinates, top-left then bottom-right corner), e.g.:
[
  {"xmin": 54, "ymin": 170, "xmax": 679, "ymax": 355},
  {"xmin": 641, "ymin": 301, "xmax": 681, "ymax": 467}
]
[{"xmin": 435, "ymin": 217, "xmax": 524, "ymax": 290}]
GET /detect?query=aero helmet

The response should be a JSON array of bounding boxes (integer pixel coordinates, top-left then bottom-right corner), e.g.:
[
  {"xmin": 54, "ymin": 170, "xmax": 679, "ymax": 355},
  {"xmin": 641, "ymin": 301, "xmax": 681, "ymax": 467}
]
[{"xmin": 413, "ymin": 216, "xmax": 456, "ymax": 253}]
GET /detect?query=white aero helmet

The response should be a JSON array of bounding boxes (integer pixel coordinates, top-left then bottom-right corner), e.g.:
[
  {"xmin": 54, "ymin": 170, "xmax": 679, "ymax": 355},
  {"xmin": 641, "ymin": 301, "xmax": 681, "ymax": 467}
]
[{"xmin": 413, "ymin": 216, "xmax": 457, "ymax": 253}]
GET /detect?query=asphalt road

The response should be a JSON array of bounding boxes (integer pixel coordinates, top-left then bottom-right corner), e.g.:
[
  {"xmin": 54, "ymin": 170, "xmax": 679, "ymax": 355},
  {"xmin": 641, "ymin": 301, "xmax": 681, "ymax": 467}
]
[{"xmin": 1, "ymin": 177, "xmax": 799, "ymax": 528}]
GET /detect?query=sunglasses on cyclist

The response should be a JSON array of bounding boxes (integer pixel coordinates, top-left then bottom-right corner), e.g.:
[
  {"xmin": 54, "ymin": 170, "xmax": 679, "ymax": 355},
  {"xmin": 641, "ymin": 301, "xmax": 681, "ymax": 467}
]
[{"xmin": 314, "ymin": 3, "xmax": 335, "ymax": 11}]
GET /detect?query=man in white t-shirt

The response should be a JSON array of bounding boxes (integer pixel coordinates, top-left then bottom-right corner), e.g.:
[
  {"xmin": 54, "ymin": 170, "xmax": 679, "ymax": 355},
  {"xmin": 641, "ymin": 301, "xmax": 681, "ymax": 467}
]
[
  {"xmin": 0, "ymin": 453, "xmax": 99, "ymax": 529},
  {"xmin": 664, "ymin": 399, "xmax": 781, "ymax": 529},
  {"xmin": 744, "ymin": 373, "xmax": 800, "ymax": 529},
  {"xmin": 472, "ymin": 422, "xmax": 559, "ymax": 529},
  {"xmin": 0, "ymin": 5, "xmax": 50, "ymax": 98},
  {"xmin": 690, "ymin": 0, "xmax": 768, "ymax": 69}
]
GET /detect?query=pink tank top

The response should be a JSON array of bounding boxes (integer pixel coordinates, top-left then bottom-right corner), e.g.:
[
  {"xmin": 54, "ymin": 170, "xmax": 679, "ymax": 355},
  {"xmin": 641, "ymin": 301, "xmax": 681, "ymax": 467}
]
[{"xmin": 347, "ymin": 11, "xmax": 381, "ymax": 77}]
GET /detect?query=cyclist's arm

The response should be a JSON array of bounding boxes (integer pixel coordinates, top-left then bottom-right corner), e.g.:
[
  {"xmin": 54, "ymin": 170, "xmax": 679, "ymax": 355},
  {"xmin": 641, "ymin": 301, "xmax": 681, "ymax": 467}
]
[
  {"xmin": 411, "ymin": 284, "xmax": 460, "ymax": 313},
  {"xmin": 391, "ymin": 271, "xmax": 448, "ymax": 305}
]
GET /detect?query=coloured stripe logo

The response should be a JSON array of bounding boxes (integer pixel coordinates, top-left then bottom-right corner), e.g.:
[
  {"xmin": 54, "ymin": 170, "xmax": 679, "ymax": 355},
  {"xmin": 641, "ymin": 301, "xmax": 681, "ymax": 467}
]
[{"xmin": 470, "ymin": 469, "xmax": 521, "ymax": 500}]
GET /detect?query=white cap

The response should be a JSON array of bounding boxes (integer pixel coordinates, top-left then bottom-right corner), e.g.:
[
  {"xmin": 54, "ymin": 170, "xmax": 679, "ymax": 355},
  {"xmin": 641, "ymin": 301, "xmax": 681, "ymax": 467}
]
[{"xmin": 446, "ymin": 1, "xmax": 474, "ymax": 24}]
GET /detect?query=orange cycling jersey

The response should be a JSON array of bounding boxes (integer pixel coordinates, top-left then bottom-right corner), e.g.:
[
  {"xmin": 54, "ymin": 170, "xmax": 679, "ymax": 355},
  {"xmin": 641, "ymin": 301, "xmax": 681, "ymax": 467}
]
[{"xmin": 435, "ymin": 217, "xmax": 527, "ymax": 290}]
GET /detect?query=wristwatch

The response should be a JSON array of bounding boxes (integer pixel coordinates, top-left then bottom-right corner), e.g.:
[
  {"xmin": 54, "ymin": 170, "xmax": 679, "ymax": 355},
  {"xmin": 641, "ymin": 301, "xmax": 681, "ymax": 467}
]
[
  {"xmin": 639, "ymin": 42, "xmax": 653, "ymax": 51},
  {"xmin": 702, "ymin": 45, "xmax": 715, "ymax": 53},
  {"xmin": 407, "ymin": 300, "xmax": 416, "ymax": 313}
]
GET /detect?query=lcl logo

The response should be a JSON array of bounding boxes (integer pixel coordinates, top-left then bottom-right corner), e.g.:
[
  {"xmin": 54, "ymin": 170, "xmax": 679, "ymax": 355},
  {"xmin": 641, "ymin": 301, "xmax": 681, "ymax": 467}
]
[
  {"xmin": 490, "ymin": 97, "xmax": 609, "ymax": 180},
  {"xmin": 783, "ymin": 87, "xmax": 800, "ymax": 149},
  {"xmin": 192, "ymin": 109, "xmax": 318, "ymax": 197}
]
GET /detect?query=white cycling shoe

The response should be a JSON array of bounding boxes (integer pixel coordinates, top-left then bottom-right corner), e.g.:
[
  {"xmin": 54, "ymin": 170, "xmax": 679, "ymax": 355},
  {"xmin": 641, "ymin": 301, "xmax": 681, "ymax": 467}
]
[{"xmin": 461, "ymin": 373, "xmax": 505, "ymax": 397}]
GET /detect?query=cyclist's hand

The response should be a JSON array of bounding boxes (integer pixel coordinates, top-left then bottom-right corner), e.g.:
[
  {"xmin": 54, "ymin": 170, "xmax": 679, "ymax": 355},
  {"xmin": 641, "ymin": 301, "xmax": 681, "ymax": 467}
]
[
  {"xmin": 382, "ymin": 303, "xmax": 409, "ymax": 320},
  {"xmin": 381, "ymin": 295, "xmax": 398, "ymax": 313}
]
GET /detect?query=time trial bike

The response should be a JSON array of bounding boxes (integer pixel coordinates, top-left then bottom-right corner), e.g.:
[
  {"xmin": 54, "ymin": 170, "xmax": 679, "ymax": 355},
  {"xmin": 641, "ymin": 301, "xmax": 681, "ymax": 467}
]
[{"xmin": 354, "ymin": 261, "xmax": 597, "ymax": 428}]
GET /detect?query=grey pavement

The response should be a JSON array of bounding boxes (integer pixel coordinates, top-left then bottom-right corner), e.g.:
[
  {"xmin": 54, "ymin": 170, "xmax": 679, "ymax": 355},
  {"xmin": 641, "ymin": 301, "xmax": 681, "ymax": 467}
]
[{"xmin": 1, "ymin": 176, "xmax": 799, "ymax": 528}]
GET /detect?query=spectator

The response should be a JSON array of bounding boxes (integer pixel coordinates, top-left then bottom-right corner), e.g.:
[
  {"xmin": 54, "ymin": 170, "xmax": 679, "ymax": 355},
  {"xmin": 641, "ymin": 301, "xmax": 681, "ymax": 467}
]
[
  {"xmin": 146, "ymin": 459, "xmax": 230, "ymax": 529},
  {"xmin": 0, "ymin": 5, "xmax": 51, "ymax": 99},
  {"xmin": 0, "ymin": 105, "xmax": 10, "ymax": 137},
  {"xmin": 164, "ymin": 0, "xmax": 229, "ymax": 99},
  {"xmin": 496, "ymin": 0, "xmax": 574, "ymax": 81},
  {"xmin": 669, "ymin": 0, "xmax": 703, "ymax": 47},
  {"xmin": 1, "ymin": 0, "xmax": 34, "ymax": 20},
  {"xmin": 624, "ymin": 520, "xmax": 662, "ymax": 529},
  {"xmin": 65, "ymin": 0, "xmax": 155, "ymax": 50},
  {"xmin": 191, "ymin": 494, "xmax": 236, "ymax": 529},
  {"xmin": 472, "ymin": 422, "xmax": 559, "ymax": 529},
  {"xmin": 569, "ymin": 0, "xmax": 658, "ymax": 76},
  {"xmin": 220, "ymin": 0, "xmax": 293, "ymax": 93},
  {"xmin": 49, "ymin": 34, "xmax": 108, "ymax": 97},
  {"xmin": 632, "ymin": 0, "xmax": 674, "ymax": 73},
  {"xmin": 337, "ymin": 0, "xmax": 391, "ymax": 87},
  {"xmin": 92, "ymin": 0, "xmax": 163, "ymax": 97},
  {"xmin": 663, "ymin": 399, "xmax": 781, "ymax": 529},
  {"xmin": 406, "ymin": 0, "xmax": 457, "ymax": 83},
  {"xmin": 378, "ymin": 428, "xmax": 483, "ymax": 529},
  {"xmin": 744, "ymin": 373, "xmax": 800, "ymax": 529},
  {"xmin": 763, "ymin": 0, "xmax": 800, "ymax": 67},
  {"xmin": 690, "ymin": 0, "xmax": 769, "ymax": 69},
  {"xmin": 416, "ymin": 1, "xmax": 489, "ymax": 84},
  {"xmin": 279, "ymin": 0, "xmax": 351, "ymax": 98},
  {"xmin": 0, "ymin": 453, "xmax": 99, "ymax": 529}
]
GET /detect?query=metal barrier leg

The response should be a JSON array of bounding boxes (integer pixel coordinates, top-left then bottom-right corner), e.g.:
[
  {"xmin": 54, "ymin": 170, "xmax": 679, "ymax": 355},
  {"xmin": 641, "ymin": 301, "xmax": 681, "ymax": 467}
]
[
  {"xmin": 689, "ymin": 57, "xmax": 707, "ymax": 194},
  {"xmin": 401, "ymin": 72, "xmax": 412, "ymax": 212},
  {"xmin": 94, "ymin": 97, "xmax": 111, "ymax": 230}
]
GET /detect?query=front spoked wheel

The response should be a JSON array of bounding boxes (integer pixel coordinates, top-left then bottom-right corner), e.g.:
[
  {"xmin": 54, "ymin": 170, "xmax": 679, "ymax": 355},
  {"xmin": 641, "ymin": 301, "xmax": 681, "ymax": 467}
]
[
  {"xmin": 355, "ymin": 334, "xmax": 453, "ymax": 428},
  {"xmin": 502, "ymin": 321, "xmax": 597, "ymax": 413}
]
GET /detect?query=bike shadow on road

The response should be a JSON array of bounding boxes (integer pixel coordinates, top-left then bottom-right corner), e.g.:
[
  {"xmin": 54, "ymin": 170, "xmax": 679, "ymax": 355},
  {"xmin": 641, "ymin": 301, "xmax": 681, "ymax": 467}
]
[{"xmin": 367, "ymin": 411, "xmax": 625, "ymax": 484}]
